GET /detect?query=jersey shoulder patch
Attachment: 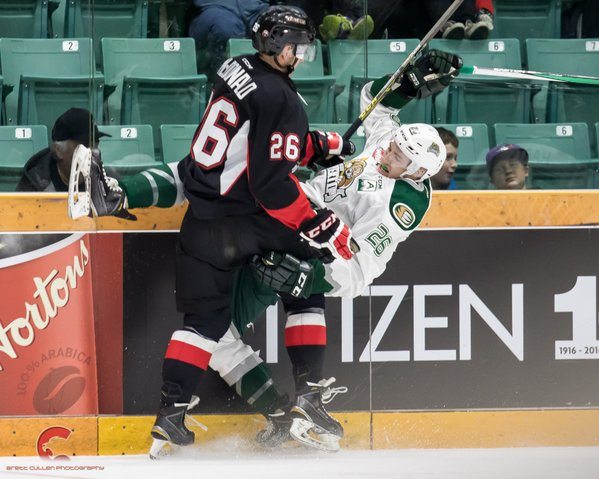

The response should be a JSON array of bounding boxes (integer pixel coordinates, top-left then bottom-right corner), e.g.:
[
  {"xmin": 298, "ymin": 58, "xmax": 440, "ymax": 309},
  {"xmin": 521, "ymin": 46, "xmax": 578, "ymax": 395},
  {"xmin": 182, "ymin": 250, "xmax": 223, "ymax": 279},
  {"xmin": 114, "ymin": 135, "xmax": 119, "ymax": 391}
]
[{"xmin": 388, "ymin": 178, "xmax": 432, "ymax": 231}]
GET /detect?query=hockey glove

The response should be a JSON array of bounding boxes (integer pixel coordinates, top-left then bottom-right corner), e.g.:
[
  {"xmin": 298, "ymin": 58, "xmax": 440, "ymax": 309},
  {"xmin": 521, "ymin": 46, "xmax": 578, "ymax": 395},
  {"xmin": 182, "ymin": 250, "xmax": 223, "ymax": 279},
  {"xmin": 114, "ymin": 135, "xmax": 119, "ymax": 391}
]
[
  {"xmin": 397, "ymin": 49, "xmax": 462, "ymax": 100},
  {"xmin": 250, "ymin": 251, "xmax": 314, "ymax": 298},
  {"xmin": 299, "ymin": 208, "xmax": 359, "ymax": 264},
  {"xmin": 304, "ymin": 130, "xmax": 355, "ymax": 170}
]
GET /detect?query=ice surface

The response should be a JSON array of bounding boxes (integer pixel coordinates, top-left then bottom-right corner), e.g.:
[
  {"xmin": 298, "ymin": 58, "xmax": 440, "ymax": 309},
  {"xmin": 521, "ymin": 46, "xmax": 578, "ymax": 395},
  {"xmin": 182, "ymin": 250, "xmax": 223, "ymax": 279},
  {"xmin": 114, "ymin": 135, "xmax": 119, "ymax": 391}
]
[{"xmin": 1, "ymin": 442, "xmax": 599, "ymax": 479}]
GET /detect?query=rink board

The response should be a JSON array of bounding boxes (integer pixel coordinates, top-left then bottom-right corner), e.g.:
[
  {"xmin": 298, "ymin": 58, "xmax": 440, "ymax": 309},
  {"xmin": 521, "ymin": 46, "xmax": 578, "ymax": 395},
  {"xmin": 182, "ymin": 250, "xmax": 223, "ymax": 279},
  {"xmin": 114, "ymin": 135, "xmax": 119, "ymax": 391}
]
[{"xmin": 1, "ymin": 410, "xmax": 599, "ymax": 456}]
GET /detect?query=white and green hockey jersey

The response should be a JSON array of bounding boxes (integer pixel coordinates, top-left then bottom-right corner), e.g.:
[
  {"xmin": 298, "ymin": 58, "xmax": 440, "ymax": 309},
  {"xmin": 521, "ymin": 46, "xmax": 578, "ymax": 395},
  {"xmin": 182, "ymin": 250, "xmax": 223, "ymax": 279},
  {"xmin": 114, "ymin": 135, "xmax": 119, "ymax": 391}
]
[
  {"xmin": 300, "ymin": 82, "xmax": 432, "ymax": 298},
  {"xmin": 118, "ymin": 82, "xmax": 432, "ymax": 300}
]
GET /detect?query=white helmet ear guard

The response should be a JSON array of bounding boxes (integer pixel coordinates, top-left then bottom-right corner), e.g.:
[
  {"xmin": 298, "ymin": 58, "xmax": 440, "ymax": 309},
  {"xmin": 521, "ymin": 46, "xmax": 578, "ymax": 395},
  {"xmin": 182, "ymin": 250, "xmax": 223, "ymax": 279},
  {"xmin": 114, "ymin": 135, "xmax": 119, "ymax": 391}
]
[{"xmin": 393, "ymin": 123, "xmax": 447, "ymax": 181}]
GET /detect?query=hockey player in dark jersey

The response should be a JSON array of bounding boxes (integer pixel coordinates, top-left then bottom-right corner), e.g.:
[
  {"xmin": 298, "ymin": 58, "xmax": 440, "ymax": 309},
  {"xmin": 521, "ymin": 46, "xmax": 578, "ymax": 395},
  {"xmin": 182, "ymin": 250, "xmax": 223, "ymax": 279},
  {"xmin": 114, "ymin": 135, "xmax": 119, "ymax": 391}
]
[
  {"xmin": 70, "ymin": 31, "xmax": 461, "ymax": 452},
  {"xmin": 133, "ymin": 5, "xmax": 356, "ymax": 458}
]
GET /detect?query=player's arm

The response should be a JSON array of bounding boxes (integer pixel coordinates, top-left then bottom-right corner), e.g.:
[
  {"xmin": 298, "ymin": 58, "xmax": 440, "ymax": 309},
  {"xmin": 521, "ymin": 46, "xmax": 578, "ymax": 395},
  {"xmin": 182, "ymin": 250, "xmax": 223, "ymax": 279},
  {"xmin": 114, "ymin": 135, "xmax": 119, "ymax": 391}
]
[
  {"xmin": 118, "ymin": 161, "xmax": 185, "ymax": 209},
  {"xmin": 361, "ymin": 49, "xmax": 462, "ymax": 143},
  {"xmin": 247, "ymin": 91, "xmax": 355, "ymax": 262}
]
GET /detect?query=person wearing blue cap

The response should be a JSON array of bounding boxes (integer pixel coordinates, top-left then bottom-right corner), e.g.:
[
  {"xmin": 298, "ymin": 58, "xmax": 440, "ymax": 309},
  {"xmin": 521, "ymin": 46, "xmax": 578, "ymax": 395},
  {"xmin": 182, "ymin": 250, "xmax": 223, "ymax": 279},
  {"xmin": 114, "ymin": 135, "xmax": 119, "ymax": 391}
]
[{"xmin": 486, "ymin": 143, "xmax": 529, "ymax": 190}]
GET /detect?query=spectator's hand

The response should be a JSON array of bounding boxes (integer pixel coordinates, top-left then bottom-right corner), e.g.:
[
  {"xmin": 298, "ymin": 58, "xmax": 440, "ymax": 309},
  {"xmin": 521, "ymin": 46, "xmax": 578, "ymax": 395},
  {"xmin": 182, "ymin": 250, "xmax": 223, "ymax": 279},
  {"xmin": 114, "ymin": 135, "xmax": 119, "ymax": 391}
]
[
  {"xmin": 306, "ymin": 130, "xmax": 355, "ymax": 169},
  {"xmin": 397, "ymin": 49, "xmax": 462, "ymax": 99},
  {"xmin": 299, "ymin": 208, "xmax": 359, "ymax": 263}
]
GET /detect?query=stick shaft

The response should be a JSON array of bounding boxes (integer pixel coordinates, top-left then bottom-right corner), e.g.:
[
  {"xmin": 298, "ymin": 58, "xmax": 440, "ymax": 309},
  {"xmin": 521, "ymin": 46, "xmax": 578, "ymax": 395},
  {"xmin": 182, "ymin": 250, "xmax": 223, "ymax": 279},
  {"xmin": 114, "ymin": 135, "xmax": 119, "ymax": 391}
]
[
  {"xmin": 461, "ymin": 65, "xmax": 599, "ymax": 85},
  {"xmin": 343, "ymin": 0, "xmax": 465, "ymax": 140}
]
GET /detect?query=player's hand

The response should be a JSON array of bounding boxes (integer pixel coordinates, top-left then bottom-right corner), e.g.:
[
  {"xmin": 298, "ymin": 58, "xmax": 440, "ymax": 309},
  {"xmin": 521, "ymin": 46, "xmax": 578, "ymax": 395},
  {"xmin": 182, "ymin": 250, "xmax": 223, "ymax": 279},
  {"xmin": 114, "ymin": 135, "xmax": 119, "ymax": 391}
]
[
  {"xmin": 250, "ymin": 251, "xmax": 314, "ymax": 298},
  {"xmin": 299, "ymin": 208, "xmax": 357, "ymax": 263},
  {"xmin": 306, "ymin": 130, "xmax": 355, "ymax": 169},
  {"xmin": 397, "ymin": 49, "xmax": 462, "ymax": 99}
]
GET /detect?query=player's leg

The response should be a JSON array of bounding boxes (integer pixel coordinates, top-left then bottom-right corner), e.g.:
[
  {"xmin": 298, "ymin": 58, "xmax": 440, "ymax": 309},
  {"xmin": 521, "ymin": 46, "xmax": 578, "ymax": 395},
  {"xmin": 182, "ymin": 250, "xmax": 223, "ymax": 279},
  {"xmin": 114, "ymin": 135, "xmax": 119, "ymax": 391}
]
[
  {"xmin": 281, "ymin": 293, "xmax": 344, "ymax": 452},
  {"xmin": 209, "ymin": 326, "xmax": 293, "ymax": 447},
  {"xmin": 150, "ymin": 214, "xmax": 237, "ymax": 458}
]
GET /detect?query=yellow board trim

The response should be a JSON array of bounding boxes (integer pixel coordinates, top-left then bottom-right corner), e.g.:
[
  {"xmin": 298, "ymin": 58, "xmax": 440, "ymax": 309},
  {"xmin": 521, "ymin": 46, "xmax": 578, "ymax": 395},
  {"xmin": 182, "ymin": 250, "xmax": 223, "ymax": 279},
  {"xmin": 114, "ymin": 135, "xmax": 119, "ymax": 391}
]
[
  {"xmin": 2, "ymin": 410, "xmax": 599, "ymax": 456},
  {"xmin": 1, "ymin": 191, "xmax": 599, "ymax": 232}
]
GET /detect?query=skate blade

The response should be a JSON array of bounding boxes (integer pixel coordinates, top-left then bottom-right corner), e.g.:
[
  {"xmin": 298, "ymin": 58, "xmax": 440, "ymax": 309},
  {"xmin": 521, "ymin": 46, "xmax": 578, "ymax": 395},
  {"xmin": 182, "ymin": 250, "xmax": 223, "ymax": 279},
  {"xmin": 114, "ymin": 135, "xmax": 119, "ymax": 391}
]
[
  {"xmin": 289, "ymin": 418, "xmax": 340, "ymax": 452},
  {"xmin": 149, "ymin": 438, "xmax": 180, "ymax": 460},
  {"xmin": 67, "ymin": 144, "xmax": 92, "ymax": 219}
]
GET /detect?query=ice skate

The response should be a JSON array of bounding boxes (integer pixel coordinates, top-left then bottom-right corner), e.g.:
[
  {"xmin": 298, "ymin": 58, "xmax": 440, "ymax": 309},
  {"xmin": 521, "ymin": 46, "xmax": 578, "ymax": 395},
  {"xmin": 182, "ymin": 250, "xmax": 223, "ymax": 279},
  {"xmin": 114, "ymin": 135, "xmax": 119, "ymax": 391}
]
[
  {"xmin": 149, "ymin": 395, "xmax": 207, "ymax": 459},
  {"xmin": 289, "ymin": 378, "xmax": 345, "ymax": 452},
  {"xmin": 67, "ymin": 144, "xmax": 136, "ymax": 220},
  {"xmin": 256, "ymin": 407, "xmax": 293, "ymax": 448}
]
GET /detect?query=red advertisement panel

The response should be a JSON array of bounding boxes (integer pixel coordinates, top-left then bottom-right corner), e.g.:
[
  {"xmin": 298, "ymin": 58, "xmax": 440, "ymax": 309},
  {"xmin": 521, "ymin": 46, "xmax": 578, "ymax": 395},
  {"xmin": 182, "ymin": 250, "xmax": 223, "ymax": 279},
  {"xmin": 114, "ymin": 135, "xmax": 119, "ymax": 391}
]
[{"xmin": 0, "ymin": 234, "xmax": 98, "ymax": 415}]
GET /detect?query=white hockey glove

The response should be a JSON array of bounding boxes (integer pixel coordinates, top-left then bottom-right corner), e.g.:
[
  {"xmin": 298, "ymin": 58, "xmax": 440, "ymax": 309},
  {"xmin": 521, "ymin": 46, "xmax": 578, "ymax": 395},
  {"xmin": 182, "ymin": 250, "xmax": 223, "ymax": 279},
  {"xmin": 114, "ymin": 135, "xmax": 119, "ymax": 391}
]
[{"xmin": 299, "ymin": 208, "xmax": 359, "ymax": 264}]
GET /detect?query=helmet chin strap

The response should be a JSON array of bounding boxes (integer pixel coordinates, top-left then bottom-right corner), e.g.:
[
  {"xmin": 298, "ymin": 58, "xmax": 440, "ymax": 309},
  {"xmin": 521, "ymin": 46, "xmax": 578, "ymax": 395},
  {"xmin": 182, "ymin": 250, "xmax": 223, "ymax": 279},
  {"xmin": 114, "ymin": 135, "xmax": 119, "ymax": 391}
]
[{"xmin": 273, "ymin": 53, "xmax": 298, "ymax": 74}]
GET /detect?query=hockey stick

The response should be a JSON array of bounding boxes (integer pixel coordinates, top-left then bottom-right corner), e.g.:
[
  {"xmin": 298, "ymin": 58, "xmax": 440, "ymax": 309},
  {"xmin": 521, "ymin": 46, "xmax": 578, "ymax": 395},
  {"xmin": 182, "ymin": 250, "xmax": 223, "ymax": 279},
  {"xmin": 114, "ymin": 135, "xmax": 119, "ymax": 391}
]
[
  {"xmin": 342, "ymin": 0, "xmax": 464, "ymax": 141},
  {"xmin": 461, "ymin": 65, "xmax": 599, "ymax": 85}
]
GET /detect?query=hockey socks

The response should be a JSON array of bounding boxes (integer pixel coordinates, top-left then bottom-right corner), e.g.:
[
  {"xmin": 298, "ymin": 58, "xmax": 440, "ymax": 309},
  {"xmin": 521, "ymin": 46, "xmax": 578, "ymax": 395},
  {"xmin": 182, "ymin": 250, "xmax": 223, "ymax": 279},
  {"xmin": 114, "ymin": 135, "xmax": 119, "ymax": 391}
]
[
  {"xmin": 161, "ymin": 328, "xmax": 217, "ymax": 404},
  {"xmin": 284, "ymin": 311, "xmax": 327, "ymax": 392}
]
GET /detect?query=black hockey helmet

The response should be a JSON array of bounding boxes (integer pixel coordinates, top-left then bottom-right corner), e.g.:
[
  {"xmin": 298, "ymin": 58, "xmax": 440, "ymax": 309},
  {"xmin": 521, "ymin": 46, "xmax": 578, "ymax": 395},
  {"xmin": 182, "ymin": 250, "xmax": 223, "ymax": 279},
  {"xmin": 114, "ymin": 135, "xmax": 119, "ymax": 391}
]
[{"xmin": 252, "ymin": 6, "xmax": 316, "ymax": 60}]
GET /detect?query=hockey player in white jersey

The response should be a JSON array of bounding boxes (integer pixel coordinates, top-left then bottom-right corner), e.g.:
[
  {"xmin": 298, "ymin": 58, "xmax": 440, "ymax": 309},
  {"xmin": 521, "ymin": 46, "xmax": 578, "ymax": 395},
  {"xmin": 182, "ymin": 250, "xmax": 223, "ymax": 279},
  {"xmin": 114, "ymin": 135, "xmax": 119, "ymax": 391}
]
[{"xmin": 71, "ymin": 48, "xmax": 461, "ymax": 453}]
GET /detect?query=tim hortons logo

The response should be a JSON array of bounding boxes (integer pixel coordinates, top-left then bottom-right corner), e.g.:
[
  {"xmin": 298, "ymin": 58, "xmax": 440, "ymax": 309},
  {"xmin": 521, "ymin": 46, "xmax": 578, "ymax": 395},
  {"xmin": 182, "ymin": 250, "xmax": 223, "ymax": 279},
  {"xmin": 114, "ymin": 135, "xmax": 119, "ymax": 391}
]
[{"xmin": 0, "ymin": 240, "xmax": 90, "ymax": 372}]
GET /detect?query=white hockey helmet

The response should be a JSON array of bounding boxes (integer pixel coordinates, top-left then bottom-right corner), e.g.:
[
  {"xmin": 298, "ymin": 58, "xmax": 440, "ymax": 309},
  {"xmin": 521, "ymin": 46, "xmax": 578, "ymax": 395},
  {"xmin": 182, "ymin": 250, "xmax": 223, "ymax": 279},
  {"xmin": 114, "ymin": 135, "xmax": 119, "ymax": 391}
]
[{"xmin": 392, "ymin": 123, "xmax": 447, "ymax": 181}]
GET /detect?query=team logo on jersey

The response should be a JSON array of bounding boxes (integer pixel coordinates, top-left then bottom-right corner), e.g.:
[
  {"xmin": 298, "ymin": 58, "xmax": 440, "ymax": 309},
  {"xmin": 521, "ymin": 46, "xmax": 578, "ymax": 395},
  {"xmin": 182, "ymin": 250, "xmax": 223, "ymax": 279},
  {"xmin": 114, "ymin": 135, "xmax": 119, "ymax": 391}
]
[
  {"xmin": 324, "ymin": 158, "xmax": 367, "ymax": 202},
  {"xmin": 357, "ymin": 178, "xmax": 381, "ymax": 192},
  {"xmin": 392, "ymin": 202, "xmax": 416, "ymax": 229}
]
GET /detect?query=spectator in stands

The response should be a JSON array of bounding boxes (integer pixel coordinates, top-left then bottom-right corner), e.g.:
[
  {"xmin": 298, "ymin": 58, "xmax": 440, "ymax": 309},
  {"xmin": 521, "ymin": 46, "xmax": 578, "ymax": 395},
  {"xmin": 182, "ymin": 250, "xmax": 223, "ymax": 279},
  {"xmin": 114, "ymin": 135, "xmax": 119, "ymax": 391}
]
[
  {"xmin": 16, "ymin": 108, "xmax": 109, "ymax": 192},
  {"xmin": 289, "ymin": 0, "xmax": 373, "ymax": 42},
  {"xmin": 431, "ymin": 127, "xmax": 458, "ymax": 190},
  {"xmin": 188, "ymin": 0, "xmax": 269, "ymax": 79},
  {"xmin": 486, "ymin": 143, "xmax": 530, "ymax": 190},
  {"xmin": 562, "ymin": 0, "xmax": 599, "ymax": 38},
  {"xmin": 434, "ymin": 0, "xmax": 495, "ymax": 40}
]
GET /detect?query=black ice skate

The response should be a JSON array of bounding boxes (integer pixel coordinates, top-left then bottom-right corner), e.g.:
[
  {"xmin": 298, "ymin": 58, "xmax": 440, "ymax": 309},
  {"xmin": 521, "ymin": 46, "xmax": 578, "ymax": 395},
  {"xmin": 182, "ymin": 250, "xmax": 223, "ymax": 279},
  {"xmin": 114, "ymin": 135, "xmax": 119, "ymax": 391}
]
[
  {"xmin": 88, "ymin": 149, "xmax": 136, "ymax": 220},
  {"xmin": 256, "ymin": 407, "xmax": 293, "ymax": 448},
  {"xmin": 289, "ymin": 378, "xmax": 345, "ymax": 452},
  {"xmin": 149, "ymin": 395, "xmax": 207, "ymax": 459}
]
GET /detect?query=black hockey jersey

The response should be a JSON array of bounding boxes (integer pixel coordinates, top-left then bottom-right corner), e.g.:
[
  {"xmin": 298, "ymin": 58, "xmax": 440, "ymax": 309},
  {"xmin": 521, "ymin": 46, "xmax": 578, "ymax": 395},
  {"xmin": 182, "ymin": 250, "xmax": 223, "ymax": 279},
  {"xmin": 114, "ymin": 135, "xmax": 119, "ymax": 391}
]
[{"xmin": 178, "ymin": 54, "xmax": 316, "ymax": 230}]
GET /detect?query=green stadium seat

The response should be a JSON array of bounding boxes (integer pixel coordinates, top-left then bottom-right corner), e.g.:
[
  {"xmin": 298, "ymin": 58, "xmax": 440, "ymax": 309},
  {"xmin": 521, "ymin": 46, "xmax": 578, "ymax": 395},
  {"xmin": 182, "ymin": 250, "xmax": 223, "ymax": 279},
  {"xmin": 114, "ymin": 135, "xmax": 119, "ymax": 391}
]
[
  {"xmin": 0, "ymin": 125, "xmax": 48, "ymax": 191},
  {"xmin": 310, "ymin": 123, "xmax": 365, "ymax": 159},
  {"xmin": 494, "ymin": 0, "xmax": 561, "ymax": 42},
  {"xmin": 529, "ymin": 160, "xmax": 599, "ymax": 189},
  {"xmin": 160, "ymin": 124, "xmax": 195, "ymax": 164},
  {"xmin": 494, "ymin": 123, "xmax": 591, "ymax": 163},
  {"xmin": 18, "ymin": 76, "xmax": 104, "ymax": 143},
  {"xmin": 0, "ymin": 0, "xmax": 56, "ymax": 39},
  {"xmin": 65, "ymin": 0, "xmax": 148, "ymax": 49},
  {"xmin": 227, "ymin": 39, "xmax": 335, "ymax": 123},
  {"xmin": 429, "ymin": 39, "xmax": 532, "ymax": 127},
  {"xmin": 526, "ymin": 39, "xmax": 599, "ymax": 135},
  {"xmin": 327, "ymin": 39, "xmax": 429, "ymax": 124},
  {"xmin": 101, "ymin": 38, "xmax": 207, "ymax": 158},
  {"xmin": 595, "ymin": 122, "xmax": 599, "ymax": 157},
  {"xmin": 0, "ymin": 38, "xmax": 102, "ymax": 128},
  {"xmin": 98, "ymin": 125, "xmax": 158, "ymax": 177},
  {"xmin": 436, "ymin": 123, "xmax": 490, "ymax": 190},
  {"xmin": 67, "ymin": 0, "xmax": 148, "ymax": 38}
]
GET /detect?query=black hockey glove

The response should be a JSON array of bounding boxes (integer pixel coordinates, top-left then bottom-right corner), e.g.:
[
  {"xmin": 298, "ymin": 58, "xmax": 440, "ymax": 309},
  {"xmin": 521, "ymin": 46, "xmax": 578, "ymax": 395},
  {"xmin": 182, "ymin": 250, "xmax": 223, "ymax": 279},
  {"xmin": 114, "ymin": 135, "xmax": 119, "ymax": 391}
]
[
  {"xmin": 299, "ymin": 208, "xmax": 359, "ymax": 264},
  {"xmin": 397, "ymin": 49, "xmax": 462, "ymax": 100},
  {"xmin": 305, "ymin": 130, "xmax": 355, "ymax": 170},
  {"xmin": 250, "ymin": 251, "xmax": 314, "ymax": 298}
]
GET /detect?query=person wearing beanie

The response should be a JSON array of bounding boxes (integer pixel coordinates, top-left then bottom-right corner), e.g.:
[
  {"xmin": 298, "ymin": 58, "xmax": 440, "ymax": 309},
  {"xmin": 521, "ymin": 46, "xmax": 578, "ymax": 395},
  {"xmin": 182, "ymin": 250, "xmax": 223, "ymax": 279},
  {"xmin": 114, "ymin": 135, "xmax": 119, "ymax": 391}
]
[
  {"xmin": 486, "ymin": 143, "xmax": 529, "ymax": 190},
  {"xmin": 15, "ymin": 108, "xmax": 110, "ymax": 192}
]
